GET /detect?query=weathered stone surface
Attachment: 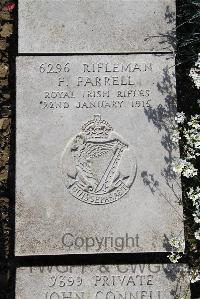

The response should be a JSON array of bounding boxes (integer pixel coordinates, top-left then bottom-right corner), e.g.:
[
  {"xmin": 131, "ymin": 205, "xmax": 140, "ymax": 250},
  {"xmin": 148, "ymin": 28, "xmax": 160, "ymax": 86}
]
[
  {"xmin": 16, "ymin": 54, "xmax": 184, "ymax": 255},
  {"xmin": 16, "ymin": 264, "xmax": 190, "ymax": 298},
  {"xmin": 18, "ymin": 0, "xmax": 176, "ymax": 53}
]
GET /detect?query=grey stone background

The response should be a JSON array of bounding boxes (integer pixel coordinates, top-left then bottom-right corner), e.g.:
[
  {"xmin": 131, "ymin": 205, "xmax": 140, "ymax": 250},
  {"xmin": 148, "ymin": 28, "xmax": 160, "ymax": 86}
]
[{"xmin": 18, "ymin": 0, "xmax": 176, "ymax": 53}]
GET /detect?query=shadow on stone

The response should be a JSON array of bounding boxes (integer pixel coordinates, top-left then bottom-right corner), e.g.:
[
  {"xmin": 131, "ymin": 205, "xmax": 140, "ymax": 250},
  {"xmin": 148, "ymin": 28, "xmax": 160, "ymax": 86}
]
[
  {"xmin": 144, "ymin": 5, "xmax": 176, "ymax": 51},
  {"xmin": 163, "ymin": 234, "xmax": 173, "ymax": 252},
  {"xmin": 163, "ymin": 264, "xmax": 190, "ymax": 298},
  {"xmin": 140, "ymin": 63, "xmax": 184, "ymax": 251},
  {"xmin": 141, "ymin": 64, "xmax": 181, "ymax": 200}
]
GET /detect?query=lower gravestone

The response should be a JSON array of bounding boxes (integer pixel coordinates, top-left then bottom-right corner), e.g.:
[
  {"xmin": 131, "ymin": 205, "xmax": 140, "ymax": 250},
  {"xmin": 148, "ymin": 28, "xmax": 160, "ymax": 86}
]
[
  {"xmin": 16, "ymin": 54, "xmax": 184, "ymax": 255},
  {"xmin": 16, "ymin": 264, "xmax": 190, "ymax": 298}
]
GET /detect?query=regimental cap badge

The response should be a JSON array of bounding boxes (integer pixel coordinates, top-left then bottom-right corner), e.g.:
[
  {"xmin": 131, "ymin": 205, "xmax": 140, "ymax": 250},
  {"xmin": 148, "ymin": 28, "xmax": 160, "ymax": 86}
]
[
  {"xmin": 82, "ymin": 115, "xmax": 113, "ymax": 141},
  {"xmin": 62, "ymin": 114, "xmax": 137, "ymax": 205}
]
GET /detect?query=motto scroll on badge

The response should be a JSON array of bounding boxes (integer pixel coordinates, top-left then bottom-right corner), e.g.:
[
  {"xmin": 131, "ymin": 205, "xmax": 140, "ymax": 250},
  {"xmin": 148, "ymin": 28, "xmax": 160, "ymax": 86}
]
[{"xmin": 61, "ymin": 115, "xmax": 137, "ymax": 205}]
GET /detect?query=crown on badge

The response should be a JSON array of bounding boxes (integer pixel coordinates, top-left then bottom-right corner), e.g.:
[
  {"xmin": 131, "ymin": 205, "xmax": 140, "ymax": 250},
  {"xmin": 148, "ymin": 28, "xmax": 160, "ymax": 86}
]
[{"xmin": 82, "ymin": 115, "xmax": 113, "ymax": 140}]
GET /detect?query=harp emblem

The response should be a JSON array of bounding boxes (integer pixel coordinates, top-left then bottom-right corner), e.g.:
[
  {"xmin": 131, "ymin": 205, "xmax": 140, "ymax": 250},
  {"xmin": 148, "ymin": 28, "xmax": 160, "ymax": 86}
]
[{"xmin": 62, "ymin": 115, "xmax": 136, "ymax": 205}]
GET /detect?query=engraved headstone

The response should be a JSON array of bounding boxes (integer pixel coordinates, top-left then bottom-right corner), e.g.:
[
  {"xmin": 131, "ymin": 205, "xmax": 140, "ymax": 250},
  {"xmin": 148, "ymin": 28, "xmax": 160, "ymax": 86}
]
[
  {"xmin": 16, "ymin": 54, "xmax": 184, "ymax": 255},
  {"xmin": 18, "ymin": 0, "xmax": 176, "ymax": 53},
  {"xmin": 16, "ymin": 264, "xmax": 190, "ymax": 298}
]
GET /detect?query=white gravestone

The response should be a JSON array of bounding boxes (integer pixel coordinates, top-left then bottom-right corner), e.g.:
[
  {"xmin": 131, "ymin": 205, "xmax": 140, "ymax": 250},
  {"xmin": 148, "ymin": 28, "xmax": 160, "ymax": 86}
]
[
  {"xmin": 15, "ymin": 54, "xmax": 184, "ymax": 255},
  {"xmin": 18, "ymin": 0, "xmax": 176, "ymax": 53},
  {"xmin": 16, "ymin": 264, "xmax": 190, "ymax": 298}
]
